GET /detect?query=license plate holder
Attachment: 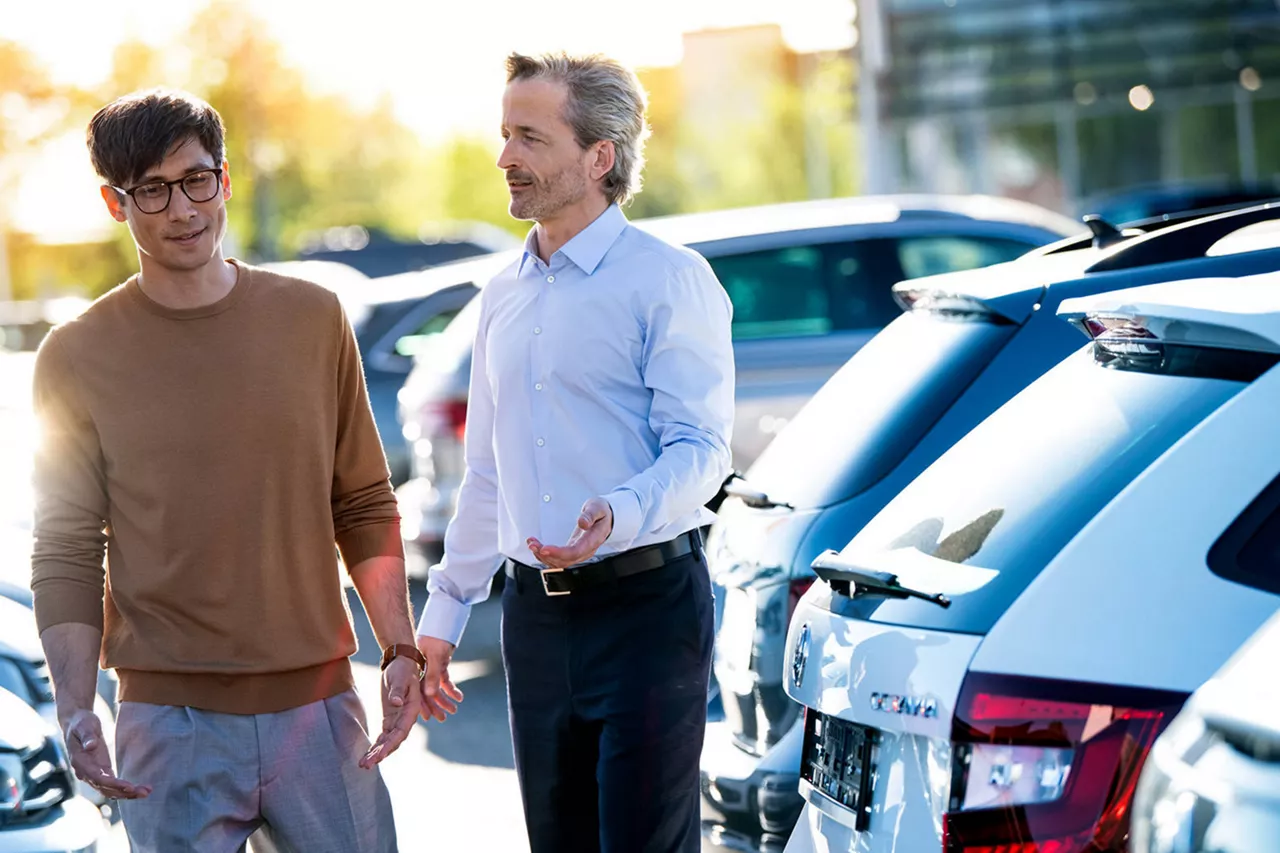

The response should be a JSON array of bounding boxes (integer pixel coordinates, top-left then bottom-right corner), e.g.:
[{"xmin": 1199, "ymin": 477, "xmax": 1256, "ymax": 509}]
[{"xmin": 799, "ymin": 710, "xmax": 878, "ymax": 831}]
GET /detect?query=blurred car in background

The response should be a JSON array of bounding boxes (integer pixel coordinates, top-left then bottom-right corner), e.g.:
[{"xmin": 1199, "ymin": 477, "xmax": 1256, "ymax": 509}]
[
  {"xmin": 783, "ymin": 272, "xmax": 1280, "ymax": 853},
  {"xmin": 395, "ymin": 195, "xmax": 1079, "ymax": 574},
  {"xmin": 700, "ymin": 203, "xmax": 1280, "ymax": 851},
  {"xmin": 1080, "ymin": 181, "xmax": 1280, "ymax": 225},
  {"xmin": 1132, "ymin": 609, "xmax": 1280, "ymax": 853},
  {"xmin": 262, "ymin": 255, "xmax": 512, "ymax": 485},
  {"xmin": 0, "ymin": 687, "xmax": 103, "ymax": 853}
]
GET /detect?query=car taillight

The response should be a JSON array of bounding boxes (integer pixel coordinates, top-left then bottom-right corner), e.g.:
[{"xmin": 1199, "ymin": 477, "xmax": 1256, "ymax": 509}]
[
  {"xmin": 417, "ymin": 399, "xmax": 467, "ymax": 443},
  {"xmin": 943, "ymin": 673, "xmax": 1188, "ymax": 853},
  {"xmin": 787, "ymin": 577, "xmax": 815, "ymax": 623}
]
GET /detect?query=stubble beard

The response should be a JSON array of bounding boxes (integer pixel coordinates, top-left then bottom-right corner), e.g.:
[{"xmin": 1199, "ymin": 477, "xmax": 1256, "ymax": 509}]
[{"xmin": 509, "ymin": 166, "xmax": 588, "ymax": 223}]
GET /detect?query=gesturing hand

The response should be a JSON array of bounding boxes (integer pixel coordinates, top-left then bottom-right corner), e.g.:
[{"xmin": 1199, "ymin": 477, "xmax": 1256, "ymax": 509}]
[
  {"xmin": 63, "ymin": 709, "xmax": 151, "ymax": 800},
  {"xmin": 360, "ymin": 656, "xmax": 424, "ymax": 769},
  {"xmin": 527, "ymin": 496, "xmax": 614, "ymax": 569},
  {"xmin": 417, "ymin": 636, "xmax": 465, "ymax": 723}
]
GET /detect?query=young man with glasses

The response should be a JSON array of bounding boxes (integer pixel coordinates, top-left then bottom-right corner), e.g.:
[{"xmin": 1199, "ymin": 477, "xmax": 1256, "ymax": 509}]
[{"xmin": 30, "ymin": 88, "xmax": 418, "ymax": 852}]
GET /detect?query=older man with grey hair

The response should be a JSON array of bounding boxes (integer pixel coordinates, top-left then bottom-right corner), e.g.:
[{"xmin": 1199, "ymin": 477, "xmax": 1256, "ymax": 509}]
[{"xmin": 415, "ymin": 51, "xmax": 735, "ymax": 852}]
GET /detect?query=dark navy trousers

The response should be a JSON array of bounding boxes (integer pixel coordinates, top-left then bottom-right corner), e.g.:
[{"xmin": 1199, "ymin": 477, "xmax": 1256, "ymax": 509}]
[{"xmin": 501, "ymin": 549, "xmax": 715, "ymax": 853}]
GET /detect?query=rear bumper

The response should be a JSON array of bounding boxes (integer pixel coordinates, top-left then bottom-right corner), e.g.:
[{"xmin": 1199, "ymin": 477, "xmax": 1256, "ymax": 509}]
[
  {"xmin": 700, "ymin": 719, "xmax": 804, "ymax": 849},
  {"xmin": 0, "ymin": 796, "xmax": 103, "ymax": 852}
]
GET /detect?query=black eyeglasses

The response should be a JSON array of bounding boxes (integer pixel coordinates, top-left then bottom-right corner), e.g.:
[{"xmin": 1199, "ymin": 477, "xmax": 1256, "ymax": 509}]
[{"xmin": 111, "ymin": 168, "xmax": 223, "ymax": 215}]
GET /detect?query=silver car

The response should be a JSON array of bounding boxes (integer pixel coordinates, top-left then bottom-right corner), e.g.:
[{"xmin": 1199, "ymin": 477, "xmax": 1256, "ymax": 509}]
[
  {"xmin": 0, "ymin": 687, "xmax": 103, "ymax": 853},
  {"xmin": 394, "ymin": 195, "xmax": 1078, "ymax": 575},
  {"xmin": 1132, "ymin": 608, "xmax": 1280, "ymax": 853}
]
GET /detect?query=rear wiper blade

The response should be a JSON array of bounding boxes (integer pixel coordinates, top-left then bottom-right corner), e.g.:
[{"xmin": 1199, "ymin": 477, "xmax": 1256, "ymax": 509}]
[
  {"xmin": 723, "ymin": 473, "xmax": 794, "ymax": 510},
  {"xmin": 811, "ymin": 550, "xmax": 951, "ymax": 609}
]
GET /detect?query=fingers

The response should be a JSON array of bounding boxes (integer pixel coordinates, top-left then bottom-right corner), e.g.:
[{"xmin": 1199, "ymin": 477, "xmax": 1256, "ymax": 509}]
[{"xmin": 360, "ymin": 700, "xmax": 421, "ymax": 769}]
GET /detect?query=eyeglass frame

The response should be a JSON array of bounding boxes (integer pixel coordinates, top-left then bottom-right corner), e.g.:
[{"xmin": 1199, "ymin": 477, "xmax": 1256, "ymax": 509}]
[{"xmin": 109, "ymin": 168, "xmax": 225, "ymax": 215}]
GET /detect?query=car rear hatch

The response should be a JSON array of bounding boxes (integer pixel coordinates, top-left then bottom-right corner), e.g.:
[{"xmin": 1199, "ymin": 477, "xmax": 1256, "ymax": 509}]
[
  {"xmin": 709, "ymin": 250, "xmax": 1098, "ymax": 759},
  {"xmin": 783, "ymin": 275, "xmax": 1280, "ymax": 852}
]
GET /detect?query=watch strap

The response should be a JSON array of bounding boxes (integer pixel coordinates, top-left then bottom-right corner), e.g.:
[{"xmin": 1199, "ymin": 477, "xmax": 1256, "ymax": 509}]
[{"xmin": 380, "ymin": 643, "xmax": 426, "ymax": 674}]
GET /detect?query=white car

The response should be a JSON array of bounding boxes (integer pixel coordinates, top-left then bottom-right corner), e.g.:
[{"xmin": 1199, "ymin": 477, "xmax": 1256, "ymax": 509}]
[
  {"xmin": 0, "ymin": 687, "xmax": 103, "ymax": 853},
  {"xmin": 1131, "ymin": 610, "xmax": 1280, "ymax": 852},
  {"xmin": 782, "ymin": 273, "xmax": 1280, "ymax": 852}
]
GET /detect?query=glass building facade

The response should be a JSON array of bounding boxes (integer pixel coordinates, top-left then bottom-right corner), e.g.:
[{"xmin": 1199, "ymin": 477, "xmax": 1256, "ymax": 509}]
[{"xmin": 859, "ymin": 0, "xmax": 1280, "ymax": 215}]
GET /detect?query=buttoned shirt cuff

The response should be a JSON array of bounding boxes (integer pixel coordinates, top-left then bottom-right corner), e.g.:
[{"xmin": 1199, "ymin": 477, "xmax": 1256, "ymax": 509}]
[
  {"xmin": 604, "ymin": 488, "xmax": 644, "ymax": 551},
  {"xmin": 417, "ymin": 591, "xmax": 472, "ymax": 647}
]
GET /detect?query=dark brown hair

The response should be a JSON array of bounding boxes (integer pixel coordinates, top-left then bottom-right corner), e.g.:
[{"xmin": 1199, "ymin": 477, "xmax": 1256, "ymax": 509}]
[{"xmin": 87, "ymin": 88, "xmax": 226, "ymax": 188}]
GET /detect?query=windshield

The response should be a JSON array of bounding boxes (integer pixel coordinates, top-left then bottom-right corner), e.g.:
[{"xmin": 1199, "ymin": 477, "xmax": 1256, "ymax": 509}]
[
  {"xmin": 746, "ymin": 310, "xmax": 1018, "ymax": 508},
  {"xmin": 824, "ymin": 345, "xmax": 1252, "ymax": 634}
]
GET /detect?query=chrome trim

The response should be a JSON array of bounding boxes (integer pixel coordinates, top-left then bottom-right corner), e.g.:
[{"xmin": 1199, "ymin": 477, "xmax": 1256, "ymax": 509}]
[{"xmin": 798, "ymin": 778, "xmax": 859, "ymax": 830}]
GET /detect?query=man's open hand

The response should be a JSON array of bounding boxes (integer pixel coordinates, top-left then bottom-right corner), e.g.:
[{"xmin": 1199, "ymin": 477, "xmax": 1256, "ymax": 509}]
[
  {"xmin": 360, "ymin": 656, "xmax": 424, "ymax": 769},
  {"xmin": 417, "ymin": 636, "xmax": 465, "ymax": 722},
  {"xmin": 63, "ymin": 709, "xmax": 151, "ymax": 800},
  {"xmin": 527, "ymin": 497, "xmax": 613, "ymax": 569}
]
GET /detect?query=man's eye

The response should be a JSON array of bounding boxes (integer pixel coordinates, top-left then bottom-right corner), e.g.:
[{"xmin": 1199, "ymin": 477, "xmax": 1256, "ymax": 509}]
[
  {"xmin": 186, "ymin": 173, "xmax": 213, "ymax": 189},
  {"xmin": 136, "ymin": 184, "xmax": 167, "ymax": 199}
]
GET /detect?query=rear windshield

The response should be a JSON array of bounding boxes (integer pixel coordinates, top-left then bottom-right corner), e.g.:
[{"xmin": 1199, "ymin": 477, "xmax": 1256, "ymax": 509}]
[
  {"xmin": 745, "ymin": 311, "xmax": 1017, "ymax": 508},
  {"xmin": 824, "ymin": 346, "xmax": 1250, "ymax": 634}
]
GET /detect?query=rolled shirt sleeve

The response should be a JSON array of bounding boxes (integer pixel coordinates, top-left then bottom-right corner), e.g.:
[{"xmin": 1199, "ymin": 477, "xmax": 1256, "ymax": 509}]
[
  {"xmin": 31, "ymin": 333, "xmax": 110, "ymax": 633},
  {"xmin": 604, "ymin": 260, "xmax": 735, "ymax": 548}
]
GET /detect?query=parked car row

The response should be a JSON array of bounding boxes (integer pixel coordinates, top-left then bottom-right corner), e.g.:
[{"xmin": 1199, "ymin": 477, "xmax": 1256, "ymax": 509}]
[
  {"xmin": 392, "ymin": 194, "xmax": 1081, "ymax": 574},
  {"xmin": 700, "ymin": 201, "xmax": 1280, "ymax": 851},
  {"xmin": 705, "ymin": 203, "xmax": 1280, "ymax": 852}
]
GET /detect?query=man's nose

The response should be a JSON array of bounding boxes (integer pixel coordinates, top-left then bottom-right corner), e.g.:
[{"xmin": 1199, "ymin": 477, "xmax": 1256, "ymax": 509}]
[
  {"xmin": 168, "ymin": 186, "xmax": 199, "ymax": 220},
  {"xmin": 497, "ymin": 138, "xmax": 519, "ymax": 171}
]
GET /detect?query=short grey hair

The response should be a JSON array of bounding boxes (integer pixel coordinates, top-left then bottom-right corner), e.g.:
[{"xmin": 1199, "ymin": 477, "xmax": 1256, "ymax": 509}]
[{"xmin": 506, "ymin": 52, "xmax": 650, "ymax": 207}]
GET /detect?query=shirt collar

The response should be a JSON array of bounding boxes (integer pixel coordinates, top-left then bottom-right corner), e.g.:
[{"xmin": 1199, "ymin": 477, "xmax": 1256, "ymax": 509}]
[{"xmin": 517, "ymin": 204, "xmax": 628, "ymax": 277}]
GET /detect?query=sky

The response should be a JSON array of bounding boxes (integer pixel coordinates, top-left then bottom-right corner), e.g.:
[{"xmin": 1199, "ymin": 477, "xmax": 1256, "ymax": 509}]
[{"xmin": 4, "ymin": 0, "xmax": 856, "ymax": 242}]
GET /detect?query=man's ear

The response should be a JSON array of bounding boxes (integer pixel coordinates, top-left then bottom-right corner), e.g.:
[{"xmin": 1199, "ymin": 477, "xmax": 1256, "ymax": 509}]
[
  {"xmin": 221, "ymin": 159, "xmax": 233, "ymax": 202},
  {"xmin": 589, "ymin": 140, "xmax": 616, "ymax": 183},
  {"xmin": 100, "ymin": 185, "xmax": 128, "ymax": 223}
]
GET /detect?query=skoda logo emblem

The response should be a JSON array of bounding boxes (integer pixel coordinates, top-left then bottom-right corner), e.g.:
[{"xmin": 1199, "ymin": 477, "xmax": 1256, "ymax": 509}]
[{"xmin": 792, "ymin": 623, "xmax": 811, "ymax": 688}]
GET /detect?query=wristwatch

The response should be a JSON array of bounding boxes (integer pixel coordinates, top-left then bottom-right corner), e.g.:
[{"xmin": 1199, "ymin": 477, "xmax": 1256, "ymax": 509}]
[{"xmin": 380, "ymin": 643, "xmax": 427, "ymax": 679}]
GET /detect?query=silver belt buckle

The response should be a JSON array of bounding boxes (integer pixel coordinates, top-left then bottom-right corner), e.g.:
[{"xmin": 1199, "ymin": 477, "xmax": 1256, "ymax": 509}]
[{"xmin": 540, "ymin": 567, "xmax": 571, "ymax": 596}]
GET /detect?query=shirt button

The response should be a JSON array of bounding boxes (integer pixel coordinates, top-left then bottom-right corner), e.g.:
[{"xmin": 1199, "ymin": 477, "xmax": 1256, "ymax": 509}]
[
  {"xmin": 535, "ymin": 383, "xmax": 543, "ymax": 391},
  {"xmin": 546, "ymin": 275, "xmax": 555, "ymax": 283},
  {"xmin": 543, "ymin": 494, "xmax": 551, "ymax": 503},
  {"xmin": 534, "ymin": 327, "xmax": 542, "ymax": 335},
  {"xmin": 537, "ymin": 438, "xmax": 545, "ymax": 447}
]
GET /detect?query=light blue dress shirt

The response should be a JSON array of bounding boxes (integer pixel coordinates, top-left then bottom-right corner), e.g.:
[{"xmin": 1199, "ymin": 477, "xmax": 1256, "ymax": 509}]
[{"xmin": 416, "ymin": 204, "xmax": 735, "ymax": 645}]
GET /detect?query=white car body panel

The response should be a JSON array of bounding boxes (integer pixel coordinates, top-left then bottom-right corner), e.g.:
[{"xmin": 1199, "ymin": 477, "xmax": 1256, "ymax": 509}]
[
  {"xmin": 970, "ymin": 361, "xmax": 1280, "ymax": 691},
  {"xmin": 783, "ymin": 595, "xmax": 982, "ymax": 852}
]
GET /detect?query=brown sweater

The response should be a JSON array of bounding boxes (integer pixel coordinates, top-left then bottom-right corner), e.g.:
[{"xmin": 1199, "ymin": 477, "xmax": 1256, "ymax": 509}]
[{"xmin": 30, "ymin": 261, "xmax": 403, "ymax": 714}]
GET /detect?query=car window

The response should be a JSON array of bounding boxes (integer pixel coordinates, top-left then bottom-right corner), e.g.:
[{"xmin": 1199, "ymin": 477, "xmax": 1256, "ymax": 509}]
[
  {"xmin": 708, "ymin": 246, "xmax": 832, "ymax": 340},
  {"xmin": 896, "ymin": 236, "xmax": 1034, "ymax": 280},
  {"xmin": 1209, "ymin": 472, "xmax": 1280, "ymax": 597},
  {"xmin": 826, "ymin": 347, "xmax": 1250, "ymax": 634},
  {"xmin": 746, "ymin": 310, "xmax": 1017, "ymax": 507},
  {"xmin": 394, "ymin": 309, "xmax": 460, "ymax": 358}
]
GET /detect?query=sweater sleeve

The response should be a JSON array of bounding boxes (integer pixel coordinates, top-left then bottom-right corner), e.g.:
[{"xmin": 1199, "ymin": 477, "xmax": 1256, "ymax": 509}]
[
  {"xmin": 30, "ymin": 333, "xmax": 109, "ymax": 633},
  {"xmin": 329, "ymin": 295, "xmax": 404, "ymax": 567}
]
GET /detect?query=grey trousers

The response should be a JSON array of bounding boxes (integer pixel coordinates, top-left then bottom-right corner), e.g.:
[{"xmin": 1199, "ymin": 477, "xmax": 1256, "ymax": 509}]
[{"xmin": 115, "ymin": 689, "xmax": 397, "ymax": 853}]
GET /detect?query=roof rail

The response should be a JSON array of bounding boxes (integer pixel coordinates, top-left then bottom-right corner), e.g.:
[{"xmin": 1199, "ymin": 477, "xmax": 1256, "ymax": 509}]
[{"xmin": 1086, "ymin": 202, "xmax": 1280, "ymax": 273}]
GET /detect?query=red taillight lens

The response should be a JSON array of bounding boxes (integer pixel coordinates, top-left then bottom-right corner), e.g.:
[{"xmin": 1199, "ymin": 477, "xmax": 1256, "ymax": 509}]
[
  {"xmin": 787, "ymin": 577, "xmax": 815, "ymax": 623},
  {"xmin": 418, "ymin": 399, "xmax": 467, "ymax": 443},
  {"xmin": 944, "ymin": 673, "xmax": 1187, "ymax": 853}
]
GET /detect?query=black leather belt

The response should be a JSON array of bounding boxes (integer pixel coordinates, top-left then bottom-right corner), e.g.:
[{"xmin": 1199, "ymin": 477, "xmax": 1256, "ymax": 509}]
[{"xmin": 505, "ymin": 530, "xmax": 701, "ymax": 596}]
